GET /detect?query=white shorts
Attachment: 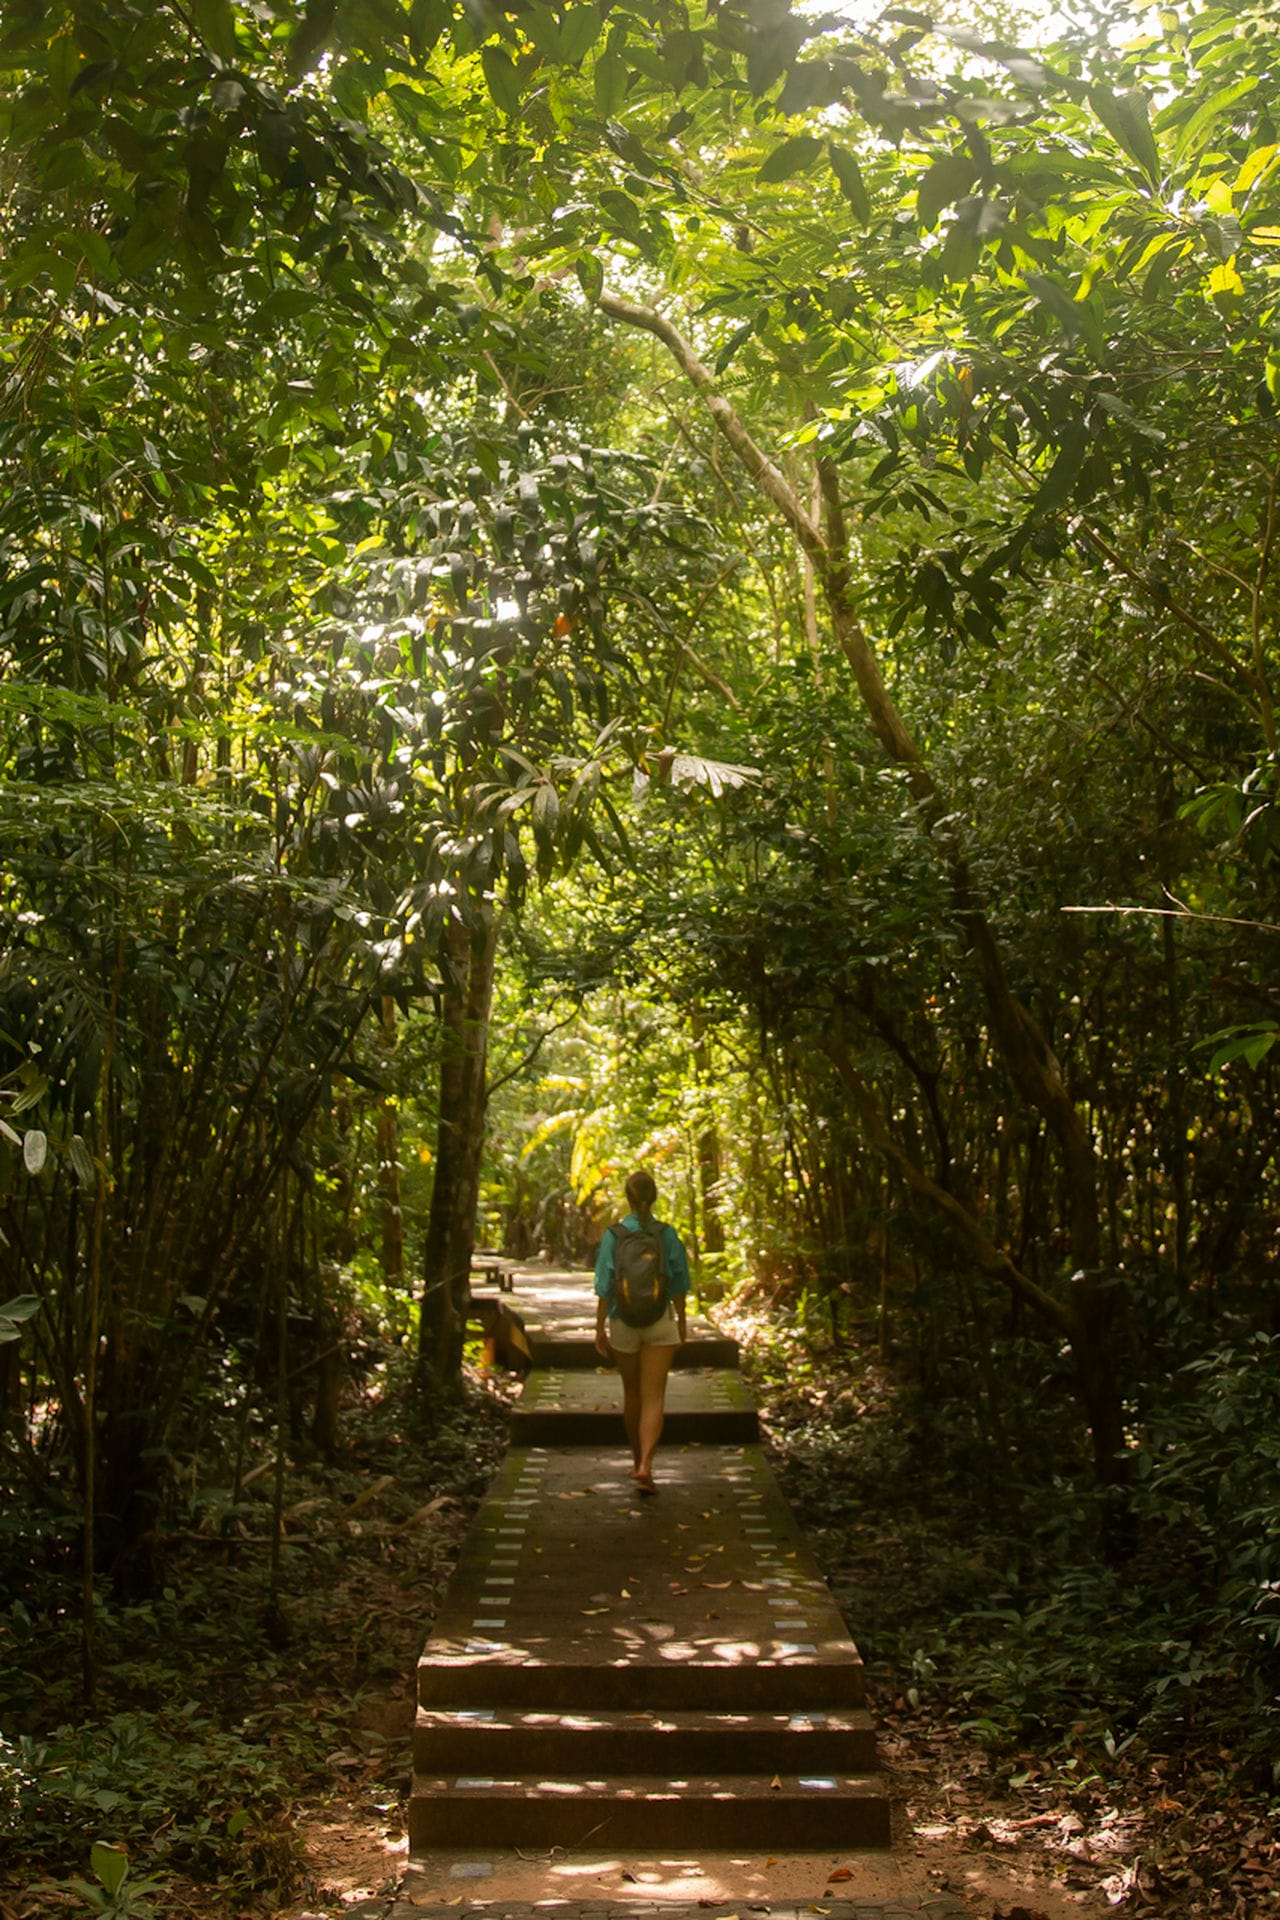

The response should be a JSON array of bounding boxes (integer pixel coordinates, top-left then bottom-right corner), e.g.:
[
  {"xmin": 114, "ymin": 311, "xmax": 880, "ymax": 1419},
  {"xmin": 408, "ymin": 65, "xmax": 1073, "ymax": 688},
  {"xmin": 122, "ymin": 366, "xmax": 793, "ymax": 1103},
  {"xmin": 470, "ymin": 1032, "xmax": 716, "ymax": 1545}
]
[{"xmin": 606, "ymin": 1305, "xmax": 681, "ymax": 1353}]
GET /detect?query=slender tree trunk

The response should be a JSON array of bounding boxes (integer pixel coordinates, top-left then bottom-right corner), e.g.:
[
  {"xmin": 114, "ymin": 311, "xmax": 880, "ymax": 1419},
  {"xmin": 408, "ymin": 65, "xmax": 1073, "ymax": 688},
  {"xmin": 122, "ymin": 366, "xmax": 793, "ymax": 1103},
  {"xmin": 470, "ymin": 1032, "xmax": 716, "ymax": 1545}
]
[
  {"xmin": 416, "ymin": 910, "xmax": 500, "ymax": 1404},
  {"xmin": 376, "ymin": 995, "xmax": 405, "ymax": 1288},
  {"xmin": 691, "ymin": 1015, "xmax": 725, "ymax": 1257}
]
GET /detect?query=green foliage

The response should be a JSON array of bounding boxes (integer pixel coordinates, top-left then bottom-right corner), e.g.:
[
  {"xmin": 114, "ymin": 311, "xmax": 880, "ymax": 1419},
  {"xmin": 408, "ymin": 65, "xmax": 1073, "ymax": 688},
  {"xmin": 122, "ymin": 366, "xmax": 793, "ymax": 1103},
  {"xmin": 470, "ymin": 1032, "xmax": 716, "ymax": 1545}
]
[{"xmin": 766, "ymin": 1317, "xmax": 1280, "ymax": 1778}]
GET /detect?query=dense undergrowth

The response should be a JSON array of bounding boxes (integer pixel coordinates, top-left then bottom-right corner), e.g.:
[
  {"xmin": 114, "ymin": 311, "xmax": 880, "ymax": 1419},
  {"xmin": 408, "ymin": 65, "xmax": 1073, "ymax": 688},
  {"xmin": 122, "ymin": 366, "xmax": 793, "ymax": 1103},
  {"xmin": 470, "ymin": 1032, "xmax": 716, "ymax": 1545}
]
[
  {"xmin": 0, "ymin": 1354, "xmax": 507, "ymax": 1918},
  {"xmin": 734, "ymin": 1296, "xmax": 1280, "ymax": 1909}
]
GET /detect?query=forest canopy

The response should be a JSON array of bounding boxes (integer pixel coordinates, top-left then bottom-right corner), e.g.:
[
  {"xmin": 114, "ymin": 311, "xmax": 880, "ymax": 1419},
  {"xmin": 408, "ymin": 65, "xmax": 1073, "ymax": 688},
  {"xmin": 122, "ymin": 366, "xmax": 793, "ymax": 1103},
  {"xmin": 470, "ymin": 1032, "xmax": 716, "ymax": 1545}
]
[{"xmin": 3, "ymin": 0, "xmax": 1280, "ymax": 1901}]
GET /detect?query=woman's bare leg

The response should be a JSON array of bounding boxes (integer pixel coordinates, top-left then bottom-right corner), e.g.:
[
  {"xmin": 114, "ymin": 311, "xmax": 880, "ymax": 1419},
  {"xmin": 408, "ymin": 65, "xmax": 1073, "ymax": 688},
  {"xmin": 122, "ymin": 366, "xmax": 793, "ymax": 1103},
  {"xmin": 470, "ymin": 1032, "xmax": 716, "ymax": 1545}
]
[
  {"xmin": 635, "ymin": 1344, "xmax": 677, "ymax": 1489},
  {"xmin": 613, "ymin": 1349, "xmax": 643, "ymax": 1467}
]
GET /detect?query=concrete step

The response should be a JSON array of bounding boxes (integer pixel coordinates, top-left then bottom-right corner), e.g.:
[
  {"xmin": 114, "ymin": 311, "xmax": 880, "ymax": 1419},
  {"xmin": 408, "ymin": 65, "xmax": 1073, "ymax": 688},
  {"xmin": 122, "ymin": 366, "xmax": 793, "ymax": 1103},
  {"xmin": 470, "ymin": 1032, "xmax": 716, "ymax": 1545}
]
[
  {"xmin": 419, "ymin": 1445, "xmax": 866, "ymax": 1714},
  {"xmin": 529, "ymin": 1334, "xmax": 740, "ymax": 1371},
  {"xmin": 418, "ymin": 1645, "xmax": 866, "ymax": 1713},
  {"xmin": 407, "ymin": 1770, "xmax": 891, "ymax": 1850},
  {"xmin": 512, "ymin": 1368, "xmax": 758, "ymax": 1446},
  {"xmin": 414, "ymin": 1704, "xmax": 877, "ymax": 1775}
]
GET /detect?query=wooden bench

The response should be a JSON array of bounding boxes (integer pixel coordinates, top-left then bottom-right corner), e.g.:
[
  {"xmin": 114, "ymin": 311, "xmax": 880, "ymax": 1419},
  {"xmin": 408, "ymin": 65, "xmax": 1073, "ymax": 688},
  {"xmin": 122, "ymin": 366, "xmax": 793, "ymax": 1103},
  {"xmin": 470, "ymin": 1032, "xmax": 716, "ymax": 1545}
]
[{"xmin": 470, "ymin": 1248, "xmax": 517, "ymax": 1293}]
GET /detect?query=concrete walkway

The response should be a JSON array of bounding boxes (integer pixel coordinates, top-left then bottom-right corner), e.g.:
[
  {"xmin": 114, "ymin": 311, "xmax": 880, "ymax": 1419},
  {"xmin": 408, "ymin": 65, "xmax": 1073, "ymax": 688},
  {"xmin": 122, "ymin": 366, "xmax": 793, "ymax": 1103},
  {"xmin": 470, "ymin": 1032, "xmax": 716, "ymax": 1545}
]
[{"xmin": 407, "ymin": 1266, "xmax": 962, "ymax": 1916}]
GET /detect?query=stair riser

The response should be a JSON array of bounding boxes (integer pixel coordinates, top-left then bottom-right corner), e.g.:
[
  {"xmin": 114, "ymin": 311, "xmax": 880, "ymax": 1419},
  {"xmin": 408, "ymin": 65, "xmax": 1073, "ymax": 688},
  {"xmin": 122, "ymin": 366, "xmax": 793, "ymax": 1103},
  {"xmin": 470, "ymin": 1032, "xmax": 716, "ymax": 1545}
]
[
  {"xmin": 407, "ymin": 1790, "xmax": 890, "ymax": 1851},
  {"xmin": 418, "ymin": 1663, "xmax": 866, "ymax": 1712},
  {"xmin": 414, "ymin": 1725, "xmax": 878, "ymax": 1774},
  {"xmin": 530, "ymin": 1339, "xmax": 740, "ymax": 1371},
  {"xmin": 510, "ymin": 1411, "xmax": 760, "ymax": 1445}
]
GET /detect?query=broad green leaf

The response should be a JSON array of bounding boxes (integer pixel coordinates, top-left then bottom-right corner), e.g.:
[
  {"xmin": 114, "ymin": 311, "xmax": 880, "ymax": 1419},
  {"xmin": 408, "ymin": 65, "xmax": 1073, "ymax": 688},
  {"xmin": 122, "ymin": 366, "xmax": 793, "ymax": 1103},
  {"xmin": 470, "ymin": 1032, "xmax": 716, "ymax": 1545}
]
[
  {"xmin": 288, "ymin": 0, "xmax": 338, "ymax": 81},
  {"xmin": 70, "ymin": 1134, "xmax": 96, "ymax": 1191},
  {"xmin": 22, "ymin": 1130, "xmax": 47, "ymax": 1176},
  {"xmin": 714, "ymin": 321, "xmax": 754, "ymax": 375},
  {"xmin": 560, "ymin": 9, "xmax": 602, "ymax": 64},
  {"xmin": 480, "ymin": 45, "xmax": 521, "ymax": 118},
  {"xmin": 575, "ymin": 253, "xmax": 604, "ymax": 301},
  {"xmin": 1089, "ymin": 85, "xmax": 1161, "ymax": 186},
  {"xmin": 189, "ymin": 0, "xmax": 239, "ymax": 64},
  {"xmin": 522, "ymin": 11, "xmax": 564, "ymax": 59},
  {"xmin": 757, "ymin": 134, "xmax": 823, "ymax": 184},
  {"xmin": 828, "ymin": 144, "xmax": 870, "ymax": 226},
  {"xmin": 1169, "ymin": 77, "xmax": 1259, "ymax": 166},
  {"xmin": 599, "ymin": 188, "xmax": 642, "ymax": 235},
  {"xmin": 1236, "ymin": 144, "xmax": 1279, "ymax": 195},
  {"xmin": 916, "ymin": 153, "xmax": 976, "ymax": 230},
  {"xmin": 0, "ymin": 1295, "xmax": 41, "ymax": 1325},
  {"xmin": 91, "ymin": 1844, "xmax": 129, "ymax": 1898},
  {"xmin": 1204, "ymin": 1025, "xmax": 1279, "ymax": 1072},
  {"xmin": 1207, "ymin": 258, "xmax": 1244, "ymax": 312},
  {"xmin": 1023, "ymin": 272, "xmax": 1106, "ymax": 362},
  {"xmin": 1030, "ymin": 419, "xmax": 1089, "ymax": 514},
  {"xmin": 593, "ymin": 48, "xmax": 627, "ymax": 118}
]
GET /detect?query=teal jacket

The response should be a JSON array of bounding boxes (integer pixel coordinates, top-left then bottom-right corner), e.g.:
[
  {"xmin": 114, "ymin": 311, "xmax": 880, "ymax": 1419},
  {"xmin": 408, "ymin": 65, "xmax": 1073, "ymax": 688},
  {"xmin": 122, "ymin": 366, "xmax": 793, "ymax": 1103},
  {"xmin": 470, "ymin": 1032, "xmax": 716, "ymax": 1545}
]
[{"xmin": 594, "ymin": 1213, "xmax": 691, "ymax": 1316}]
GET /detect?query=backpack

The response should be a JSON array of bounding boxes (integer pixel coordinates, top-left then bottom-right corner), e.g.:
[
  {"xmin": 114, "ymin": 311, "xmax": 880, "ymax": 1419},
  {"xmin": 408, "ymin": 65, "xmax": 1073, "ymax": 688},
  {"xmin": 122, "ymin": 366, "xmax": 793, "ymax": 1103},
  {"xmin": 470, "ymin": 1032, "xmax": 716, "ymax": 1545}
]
[{"xmin": 610, "ymin": 1218, "xmax": 669, "ymax": 1328}]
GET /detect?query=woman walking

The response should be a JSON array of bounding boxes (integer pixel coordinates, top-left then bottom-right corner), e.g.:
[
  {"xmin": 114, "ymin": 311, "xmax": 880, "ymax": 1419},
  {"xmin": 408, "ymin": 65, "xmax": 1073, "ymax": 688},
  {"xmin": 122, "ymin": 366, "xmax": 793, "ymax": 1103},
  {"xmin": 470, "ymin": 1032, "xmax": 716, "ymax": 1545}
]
[{"xmin": 593, "ymin": 1170, "xmax": 690, "ymax": 1494}]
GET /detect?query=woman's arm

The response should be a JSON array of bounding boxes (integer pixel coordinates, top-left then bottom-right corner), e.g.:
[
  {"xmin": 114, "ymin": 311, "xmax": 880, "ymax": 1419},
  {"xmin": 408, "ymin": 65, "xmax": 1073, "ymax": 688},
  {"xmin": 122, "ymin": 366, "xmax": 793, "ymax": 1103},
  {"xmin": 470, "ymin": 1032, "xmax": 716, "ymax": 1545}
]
[
  {"xmin": 665, "ymin": 1225, "xmax": 690, "ymax": 1341},
  {"xmin": 594, "ymin": 1228, "xmax": 615, "ymax": 1359}
]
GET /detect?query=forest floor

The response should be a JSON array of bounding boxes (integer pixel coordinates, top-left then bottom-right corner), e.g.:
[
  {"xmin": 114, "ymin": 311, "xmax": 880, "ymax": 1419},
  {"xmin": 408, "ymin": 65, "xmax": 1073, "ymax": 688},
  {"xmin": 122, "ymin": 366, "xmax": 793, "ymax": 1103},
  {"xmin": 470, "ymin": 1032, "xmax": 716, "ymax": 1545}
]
[{"xmin": 3, "ymin": 1324, "xmax": 1276, "ymax": 1920}]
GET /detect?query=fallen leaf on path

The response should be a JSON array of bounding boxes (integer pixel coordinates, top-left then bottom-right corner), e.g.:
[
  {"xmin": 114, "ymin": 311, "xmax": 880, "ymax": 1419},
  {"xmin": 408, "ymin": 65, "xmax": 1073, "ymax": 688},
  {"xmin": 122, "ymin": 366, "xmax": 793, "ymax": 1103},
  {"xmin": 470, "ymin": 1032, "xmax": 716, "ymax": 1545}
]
[
  {"xmin": 826, "ymin": 1869, "xmax": 853, "ymax": 1883},
  {"xmin": 701, "ymin": 1580, "xmax": 732, "ymax": 1590},
  {"xmin": 621, "ymin": 1871, "xmax": 638, "ymax": 1884},
  {"xmin": 770, "ymin": 1775, "xmax": 781, "ymax": 1790},
  {"xmin": 669, "ymin": 1583, "xmax": 690, "ymax": 1595},
  {"xmin": 764, "ymin": 1858, "xmax": 777, "ymax": 1868},
  {"xmin": 580, "ymin": 1608, "xmax": 608, "ymax": 1615}
]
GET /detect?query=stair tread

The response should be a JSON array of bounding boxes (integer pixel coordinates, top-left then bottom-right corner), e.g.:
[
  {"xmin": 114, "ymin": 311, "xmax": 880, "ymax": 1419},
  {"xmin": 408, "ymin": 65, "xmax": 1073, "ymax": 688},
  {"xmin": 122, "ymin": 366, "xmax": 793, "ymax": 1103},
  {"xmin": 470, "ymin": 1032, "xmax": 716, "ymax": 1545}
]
[
  {"xmin": 517, "ymin": 1370, "xmax": 756, "ymax": 1415},
  {"xmin": 416, "ymin": 1705, "xmax": 874, "ymax": 1731},
  {"xmin": 413, "ymin": 1770, "xmax": 887, "ymax": 1797}
]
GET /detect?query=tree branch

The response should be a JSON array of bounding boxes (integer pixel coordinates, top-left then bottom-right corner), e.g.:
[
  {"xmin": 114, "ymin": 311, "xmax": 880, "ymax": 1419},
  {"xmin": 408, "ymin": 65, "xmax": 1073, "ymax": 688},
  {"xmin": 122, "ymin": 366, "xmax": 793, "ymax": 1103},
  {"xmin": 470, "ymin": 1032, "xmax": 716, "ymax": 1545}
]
[{"xmin": 597, "ymin": 293, "xmax": 825, "ymax": 557}]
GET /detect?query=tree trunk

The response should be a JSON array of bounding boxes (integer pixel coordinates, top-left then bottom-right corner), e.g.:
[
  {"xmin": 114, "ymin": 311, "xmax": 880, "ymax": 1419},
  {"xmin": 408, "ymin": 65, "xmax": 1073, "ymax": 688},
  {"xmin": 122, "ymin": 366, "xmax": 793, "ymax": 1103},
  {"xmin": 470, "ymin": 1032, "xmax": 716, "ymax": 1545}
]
[
  {"xmin": 416, "ymin": 910, "xmax": 500, "ymax": 1405},
  {"xmin": 691, "ymin": 1016, "xmax": 725, "ymax": 1257},
  {"xmin": 376, "ymin": 995, "xmax": 405, "ymax": 1288}
]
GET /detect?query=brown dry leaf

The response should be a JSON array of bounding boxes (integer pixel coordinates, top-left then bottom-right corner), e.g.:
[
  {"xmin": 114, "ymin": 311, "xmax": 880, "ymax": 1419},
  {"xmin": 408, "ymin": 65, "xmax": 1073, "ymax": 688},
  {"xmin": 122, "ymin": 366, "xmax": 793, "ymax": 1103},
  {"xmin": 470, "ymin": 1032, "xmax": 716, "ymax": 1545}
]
[
  {"xmin": 705, "ymin": 1610, "xmax": 719, "ymax": 1620},
  {"xmin": 765, "ymin": 1858, "xmax": 777, "ymax": 1869},
  {"xmin": 826, "ymin": 1869, "xmax": 853, "ymax": 1883},
  {"xmin": 621, "ymin": 1588, "xmax": 632, "ymax": 1598},
  {"xmin": 580, "ymin": 1607, "xmax": 608, "ymax": 1616},
  {"xmin": 770, "ymin": 1775, "xmax": 781, "ymax": 1791},
  {"xmin": 669, "ymin": 1583, "xmax": 690, "ymax": 1595},
  {"xmin": 701, "ymin": 1580, "xmax": 732, "ymax": 1590}
]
